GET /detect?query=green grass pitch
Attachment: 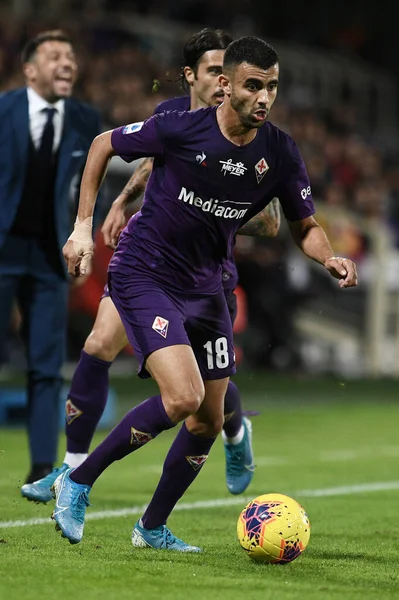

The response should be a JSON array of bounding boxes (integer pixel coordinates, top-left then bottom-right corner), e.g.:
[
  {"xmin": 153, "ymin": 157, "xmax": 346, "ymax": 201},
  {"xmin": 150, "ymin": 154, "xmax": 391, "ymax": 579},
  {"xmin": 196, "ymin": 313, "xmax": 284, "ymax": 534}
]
[{"xmin": 1, "ymin": 375, "xmax": 399, "ymax": 600}]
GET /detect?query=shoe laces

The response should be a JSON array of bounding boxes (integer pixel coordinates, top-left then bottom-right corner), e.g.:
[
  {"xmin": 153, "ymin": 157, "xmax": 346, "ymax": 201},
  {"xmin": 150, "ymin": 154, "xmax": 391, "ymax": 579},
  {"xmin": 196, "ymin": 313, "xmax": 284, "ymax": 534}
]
[
  {"xmin": 226, "ymin": 444, "xmax": 245, "ymax": 476},
  {"xmin": 159, "ymin": 526, "xmax": 178, "ymax": 549},
  {"xmin": 70, "ymin": 488, "xmax": 91, "ymax": 523}
]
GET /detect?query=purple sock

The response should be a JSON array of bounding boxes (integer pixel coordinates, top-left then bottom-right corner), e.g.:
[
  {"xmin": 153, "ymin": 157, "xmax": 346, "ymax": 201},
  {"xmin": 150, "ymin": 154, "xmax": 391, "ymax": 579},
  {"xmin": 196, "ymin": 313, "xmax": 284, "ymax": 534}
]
[
  {"xmin": 222, "ymin": 380, "xmax": 243, "ymax": 438},
  {"xmin": 71, "ymin": 395, "xmax": 175, "ymax": 486},
  {"xmin": 141, "ymin": 422, "xmax": 216, "ymax": 529},
  {"xmin": 66, "ymin": 350, "xmax": 111, "ymax": 454}
]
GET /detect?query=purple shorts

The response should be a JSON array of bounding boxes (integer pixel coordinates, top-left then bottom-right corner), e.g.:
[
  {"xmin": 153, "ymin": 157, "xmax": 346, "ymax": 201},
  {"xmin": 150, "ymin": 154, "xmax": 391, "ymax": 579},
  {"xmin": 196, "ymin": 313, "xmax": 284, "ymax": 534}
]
[
  {"xmin": 102, "ymin": 282, "xmax": 237, "ymax": 324},
  {"xmin": 108, "ymin": 272, "xmax": 236, "ymax": 381}
]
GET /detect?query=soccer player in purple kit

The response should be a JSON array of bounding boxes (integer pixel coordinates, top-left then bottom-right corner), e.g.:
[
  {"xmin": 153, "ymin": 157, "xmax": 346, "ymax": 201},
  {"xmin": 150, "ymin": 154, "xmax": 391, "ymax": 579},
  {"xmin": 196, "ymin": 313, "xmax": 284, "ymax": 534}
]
[
  {"xmin": 21, "ymin": 29, "xmax": 280, "ymax": 504},
  {"xmin": 54, "ymin": 36, "xmax": 357, "ymax": 550}
]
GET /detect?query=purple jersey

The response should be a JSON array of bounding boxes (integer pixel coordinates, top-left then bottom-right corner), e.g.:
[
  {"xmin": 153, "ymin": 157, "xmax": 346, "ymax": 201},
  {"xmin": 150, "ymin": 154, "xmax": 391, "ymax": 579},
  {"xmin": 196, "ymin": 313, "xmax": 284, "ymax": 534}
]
[
  {"xmin": 110, "ymin": 107, "xmax": 315, "ymax": 295},
  {"xmin": 154, "ymin": 96, "xmax": 190, "ymax": 114},
  {"xmin": 154, "ymin": 96, "xmax": 238, "ymax": 292}
]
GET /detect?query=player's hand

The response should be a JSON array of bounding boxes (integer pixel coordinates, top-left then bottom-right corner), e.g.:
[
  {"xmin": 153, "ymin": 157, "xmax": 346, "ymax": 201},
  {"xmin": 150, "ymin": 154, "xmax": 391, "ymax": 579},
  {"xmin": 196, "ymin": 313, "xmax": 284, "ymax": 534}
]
[
  {"xmin": 324, "ymin": 256, "xmax": 358, "ymax": 288},
  {"xmin": 101, "ymin": 197, "xmax": 126, "ymax": 249},
  {"xmin": 63, "ymin": 217, "xmax": 94, "ymax": 277}
]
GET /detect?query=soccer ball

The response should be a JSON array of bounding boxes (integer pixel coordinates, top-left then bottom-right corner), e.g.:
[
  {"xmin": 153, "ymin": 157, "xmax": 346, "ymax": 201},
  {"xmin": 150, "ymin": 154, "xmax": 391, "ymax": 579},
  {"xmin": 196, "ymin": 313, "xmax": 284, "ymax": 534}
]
[{"xmin": 237, "ymin": 493, "xmax": 310, "ymax": 564}]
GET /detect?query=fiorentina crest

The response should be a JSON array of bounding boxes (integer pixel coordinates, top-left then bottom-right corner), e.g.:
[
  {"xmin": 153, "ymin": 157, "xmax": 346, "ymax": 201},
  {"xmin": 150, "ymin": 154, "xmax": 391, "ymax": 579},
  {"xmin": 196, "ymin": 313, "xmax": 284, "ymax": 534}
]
[
  {"xmin": 186, "ymin": 454, "xmax": 209, "ymax": 471},
  {"xmin": 152, "ymin": 316, "xmax": 169, "ymax": 338},
  {"xmin": 131, "ymin": 427, "xmax": 153, "ymax": 445},
  {"xmin": 254, "ymin": 157, "xmax": 269, "ymax": 183},
  {"xmin": 65, "ymin": 399, "xmax": 82, "ymax": 425}
]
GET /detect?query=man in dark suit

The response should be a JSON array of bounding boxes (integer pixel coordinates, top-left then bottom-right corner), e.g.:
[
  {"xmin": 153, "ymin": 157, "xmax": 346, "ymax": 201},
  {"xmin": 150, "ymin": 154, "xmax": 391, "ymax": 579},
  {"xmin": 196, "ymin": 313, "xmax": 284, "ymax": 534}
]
[{"xmin": 0, "ymin": 30, "xmax": 101, "ymax": 484}]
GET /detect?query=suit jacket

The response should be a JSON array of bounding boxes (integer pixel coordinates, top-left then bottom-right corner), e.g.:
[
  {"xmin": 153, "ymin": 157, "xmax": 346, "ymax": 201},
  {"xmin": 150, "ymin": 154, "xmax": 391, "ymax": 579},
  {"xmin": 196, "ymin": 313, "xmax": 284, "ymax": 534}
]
[{"xmin": 0, "ymin": 87, "xmax": 101, "ymax": 276}]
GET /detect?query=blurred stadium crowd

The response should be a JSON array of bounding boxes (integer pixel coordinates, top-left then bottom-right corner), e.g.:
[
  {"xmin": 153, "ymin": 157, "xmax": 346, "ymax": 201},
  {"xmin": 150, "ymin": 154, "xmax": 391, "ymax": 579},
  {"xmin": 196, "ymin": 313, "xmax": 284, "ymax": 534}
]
[{"xmin": 1, "ymin": 4, "xmax": 399, "ymax": 372}]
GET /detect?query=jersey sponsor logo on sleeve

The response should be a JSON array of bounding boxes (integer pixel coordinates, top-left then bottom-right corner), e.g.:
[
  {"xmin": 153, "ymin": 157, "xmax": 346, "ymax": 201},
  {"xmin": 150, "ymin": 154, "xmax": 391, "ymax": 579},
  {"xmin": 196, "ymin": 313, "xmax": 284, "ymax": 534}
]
[
  {"xmin": 65, "ymin": 399, "xmax": 82, "ymax": 425},
  {"xmin": 301, "ymin": 185, "xmax": 312, "ymax": 199},
  {"xmin": 254, "ymin": 157, "xmax": 269, "ymax": 183},
  {"xmin": 186, "ymin": 454, "xmax": 209, "ymax": 470},
  {"xmin": 130, "ymin": 427, "xmax": 153, "ymax": 445},
  {"xmin": 219, "ymin": 159, "xmax": 247, "ymax": 177},
  {"xmin": 122, "ymin": 121, "xmax": 144, "ymax": 134},
  {"xmin": 152, "ymin": 316, "xmax": 169, "ymax": 338}
]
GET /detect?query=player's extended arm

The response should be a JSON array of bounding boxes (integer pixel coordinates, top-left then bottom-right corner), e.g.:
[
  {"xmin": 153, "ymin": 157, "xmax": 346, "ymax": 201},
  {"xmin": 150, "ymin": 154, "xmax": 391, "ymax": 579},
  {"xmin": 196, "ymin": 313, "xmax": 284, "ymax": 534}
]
[
  {"xmin": 101, "ymin": 157, "xmax": 154, "ymax": 249},
  {"xmin": 288, "ymin": 215, "xmax": 358, "ymax": 288},
  {"xmin": 63, "ymin": 130, "xmax": 115, "ymax": 277},
  {"xmin": 237, "ymin": 197, "xmax": 281, "ymax": 237}
]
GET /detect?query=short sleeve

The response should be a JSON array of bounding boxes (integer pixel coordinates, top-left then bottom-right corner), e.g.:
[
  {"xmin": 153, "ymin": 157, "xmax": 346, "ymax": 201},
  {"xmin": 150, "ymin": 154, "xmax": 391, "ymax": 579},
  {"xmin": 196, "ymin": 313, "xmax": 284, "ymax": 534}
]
[
  {"xmin": 111, "ymin": 116, "xmax": 164, "ymax": 163},
  {"xmin": 276, "ymin": 137, "xmax": 316, "ymax": 222}
]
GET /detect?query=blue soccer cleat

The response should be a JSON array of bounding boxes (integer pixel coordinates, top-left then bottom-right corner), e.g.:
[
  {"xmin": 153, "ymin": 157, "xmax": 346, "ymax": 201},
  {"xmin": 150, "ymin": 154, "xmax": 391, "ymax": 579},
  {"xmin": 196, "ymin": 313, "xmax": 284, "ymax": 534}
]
[
  {"xmin": 20, "ymin": 463, "xmax": 70, "ymax": 504},
  {"xmin": 51, "ymin": 468, "xmax": 91, "ymax": 544},
  {"xmin": 224, "ymin": 416, "xmax": 255, "ymax": 495},
  {"xmin": 131, "ymin": 519, "xmax": 202, "ymax": 553}
]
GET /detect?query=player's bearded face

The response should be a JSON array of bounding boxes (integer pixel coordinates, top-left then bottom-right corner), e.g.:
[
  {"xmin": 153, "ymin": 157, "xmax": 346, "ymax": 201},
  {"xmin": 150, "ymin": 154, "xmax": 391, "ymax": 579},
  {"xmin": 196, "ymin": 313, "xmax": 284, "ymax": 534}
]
[
  {"xmin": 24, "ymin": 41, "xmax": 78, "ymax": 102},
  {"xmin": 229, "ymin": 62, "xmax": 279, "ymax": 129}
]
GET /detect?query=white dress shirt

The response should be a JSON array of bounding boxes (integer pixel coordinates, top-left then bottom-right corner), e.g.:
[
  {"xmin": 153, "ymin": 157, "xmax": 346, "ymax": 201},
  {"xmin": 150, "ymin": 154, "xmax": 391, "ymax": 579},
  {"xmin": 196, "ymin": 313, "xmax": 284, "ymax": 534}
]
[{"xmin": 27, "ymin": 87, "xmax": 65, "ymax": 152}]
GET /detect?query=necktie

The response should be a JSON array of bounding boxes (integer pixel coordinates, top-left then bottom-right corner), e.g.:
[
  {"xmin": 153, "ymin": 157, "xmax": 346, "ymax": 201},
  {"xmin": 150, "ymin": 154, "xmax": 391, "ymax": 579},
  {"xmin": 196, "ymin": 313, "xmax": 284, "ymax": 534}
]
[{"xmin": 38, "ymin": 107, "xmax": 56, "ymax": 170}]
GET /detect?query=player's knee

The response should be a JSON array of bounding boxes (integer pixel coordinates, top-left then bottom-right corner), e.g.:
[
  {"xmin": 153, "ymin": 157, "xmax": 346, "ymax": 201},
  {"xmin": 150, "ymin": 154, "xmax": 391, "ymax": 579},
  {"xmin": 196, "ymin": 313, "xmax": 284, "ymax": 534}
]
[
  {"xmin": 84, "ymin": 331, "xmax": 118, "ymax": 362},
  {"xmin": 188, "ymin": 415, "xmax": 224, "ymax": 437},
  {"xmin": 164, "ymin": 384, "xmax": 205, "ymax": 420}
]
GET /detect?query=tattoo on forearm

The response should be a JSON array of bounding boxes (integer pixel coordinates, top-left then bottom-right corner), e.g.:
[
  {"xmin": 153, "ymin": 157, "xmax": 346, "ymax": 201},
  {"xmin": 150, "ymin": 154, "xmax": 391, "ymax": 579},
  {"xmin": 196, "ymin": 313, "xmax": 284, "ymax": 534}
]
[
  {"xmin": 120, "ymin": 157, "xmax": 154, "ymax": 205},
  {"xmin": 238, "ymin": 198, "xmax": 281, "ymax": 237}
]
